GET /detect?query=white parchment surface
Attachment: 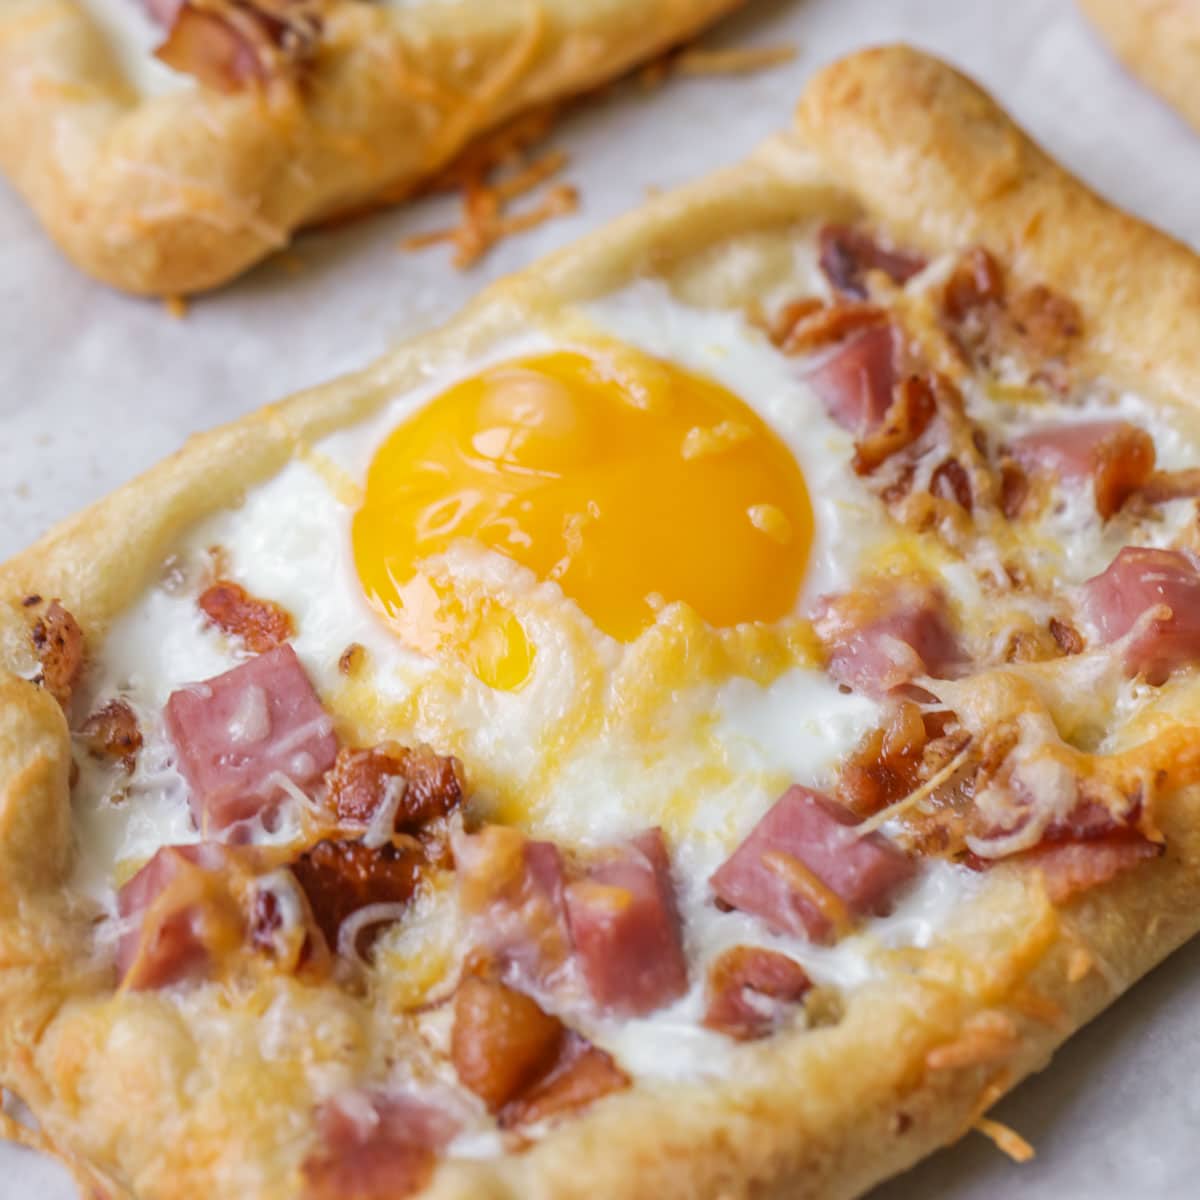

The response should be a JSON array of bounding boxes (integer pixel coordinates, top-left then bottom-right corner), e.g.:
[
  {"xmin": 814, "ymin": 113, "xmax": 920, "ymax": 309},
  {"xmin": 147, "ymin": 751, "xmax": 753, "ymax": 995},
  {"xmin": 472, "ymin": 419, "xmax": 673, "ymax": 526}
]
[{"xmin": 2, "ymin": 0, "xmax": 1200, "ymax": 1196}]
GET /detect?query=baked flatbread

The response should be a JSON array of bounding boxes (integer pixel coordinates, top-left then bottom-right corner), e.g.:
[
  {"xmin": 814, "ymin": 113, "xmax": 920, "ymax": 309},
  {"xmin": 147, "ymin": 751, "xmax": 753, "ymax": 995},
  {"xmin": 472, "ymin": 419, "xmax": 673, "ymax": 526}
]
[
  {"xmin": 4, "ymin": 44, "xmax": 1200, "ymax": 1200},
  {"xmin": 0, "ymin": 0, "xmax": 743, "ymax": 294},
  {"xmin": 1078, "ymin": 0, "xmax": 1200, "ymax": 132}
]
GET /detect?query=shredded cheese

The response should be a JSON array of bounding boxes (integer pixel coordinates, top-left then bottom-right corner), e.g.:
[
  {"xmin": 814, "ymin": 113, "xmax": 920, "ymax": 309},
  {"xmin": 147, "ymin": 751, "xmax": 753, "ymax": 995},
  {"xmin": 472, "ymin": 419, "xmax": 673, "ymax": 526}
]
[
  {"xmin": 973, "ymin": 1116, "xmax": 1036, "ymax": 1163},
  {"xmin": 673, "ymin": 45, "xmax": 798, "ymax": 76}
]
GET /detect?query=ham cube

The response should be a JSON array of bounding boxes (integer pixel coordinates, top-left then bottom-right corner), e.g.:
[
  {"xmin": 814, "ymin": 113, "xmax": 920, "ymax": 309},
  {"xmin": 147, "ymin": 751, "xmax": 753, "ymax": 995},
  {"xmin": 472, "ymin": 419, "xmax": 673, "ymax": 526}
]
[
  {"xmin": 165, "ymin": 644, "xmax": 339, "ymax": 831},
  {"xmin": 1082, "ymin": 547, "xmax": 1200, "ymax": 684},
  {"xmin": 1010, "ymin": 420, "xmax": 1155, "ymax": 518},
  {"xmin": 710, "ymin": 786, "xmax": 915, "ymax": 944},
  {"xmin": 564, "ymin": 828, "xmax": 688, "ymax": 1017},
  {"xmin": 115, "ymin": 843, "xmax": 239, "ymax": 990},
  {"xmin": 814, "ymin": 584, "xmax": 961, "ymax": 697},
  {"xmin": 454, "ymin": 825, "xmax": 574, "ymax": 990},
  {"xmin": 803, "ymin": 323, "xmax": 897, "ymax": 435}
]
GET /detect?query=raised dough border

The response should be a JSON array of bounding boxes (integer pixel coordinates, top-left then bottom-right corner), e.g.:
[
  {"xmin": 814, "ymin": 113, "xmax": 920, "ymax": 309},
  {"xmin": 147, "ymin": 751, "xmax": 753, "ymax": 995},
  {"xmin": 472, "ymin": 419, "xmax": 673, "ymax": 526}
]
[
  {"xmin": 0, "ymin": 0, "xmax": 743, "ymax": 294},
  {"xmin": 2, "ymin": 44, "xmax": 1200, "ymax": 1200}
]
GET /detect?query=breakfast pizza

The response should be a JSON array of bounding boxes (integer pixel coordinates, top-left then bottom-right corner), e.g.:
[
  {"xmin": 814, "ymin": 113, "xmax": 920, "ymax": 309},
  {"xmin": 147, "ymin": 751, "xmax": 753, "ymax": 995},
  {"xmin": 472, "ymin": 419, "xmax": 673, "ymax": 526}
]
[
  {"xmin": 1078, "ymin": 0, "xmax": 1200, "ymax": 132},
  {"xmin": 5, "ymin": 43, "xmax": 1200, "ymax": 1200},
  {"xmin": 0, "ymin": 0, "xmax": 742, "ymax": 296}
]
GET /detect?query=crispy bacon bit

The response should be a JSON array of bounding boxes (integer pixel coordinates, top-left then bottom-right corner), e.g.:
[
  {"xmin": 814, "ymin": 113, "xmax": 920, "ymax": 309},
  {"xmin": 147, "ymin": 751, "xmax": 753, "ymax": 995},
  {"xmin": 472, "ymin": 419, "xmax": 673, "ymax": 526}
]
[
  {"xmin": 450, "ymin": 975, "xmax": 565, "ymax": 1113},
  {"xmin": 838, "ymin": 703, "xmax": 966, "ymax": 818},
  {"xmin": 31, "ymin": 600, "xmax": 84, "ymax": 709},
  {"xmin": 999, "ymin": 458, "xmax": 1030, "ymax": 519},
  {"xmin": 338, "ymin": 643, "xmax": 366, "ymax": 676},
  {"xmin": 198, "ymin": 580, "xmax": 294, "ymax": 654},
  {"xmin": 454, "ymin": 826, "xmax": 573, "ymax": 990},
  {"xmin": 852, "ymin": 374, "xmax": 936, "ymax": 474},
  {"xmin": 702, "ymin": 946, "xmax": 811, "ymax": 1040},
  {"xmin": 818, "ymin": 225, "xmax": 925, "ymax": 299},
  {"xmin": 20, "ymin": 593, "xmax": 41, "ymax": 607},
  {"xmin": 153, "ymin": 0, "xmax": 321, "ymax": 94},
  {"xmin": 1019, "ymin": 833, "xmax": 1161, "ymax": 903},
  {"xmin": 325, "ymin": 744, "xmax": 463, "ymax": 833},
  {"xmin": 1010, "ymin": 283, "xmax": 1082, "ymax": 361},
  {"xmin": 814, "ymin": 582, "xmax": 962, "ymax": 698},
  {"xmin": 563, "ymin": 829, "xmax": 688, "ymax": 1017},
  {"xmin": 498, "ymin": 1033, "xmax": 628, "ymax": 1130},
  {"xmin": 930, "ymin": 458, "xmax": 974, "ymax": 513},
  {"xmin": 710, "ymin": 786, "xmax": 916, "ymax": 944},
  {"xmin": 1136, "ymin": 467, "xmax": 1200, "ymax": 505},
  {"xmin": 79, "ymin": 699, "xmax": 142, "ymax": 771},
  {"xmin": 303, "ymin": 1093, "xmax": 457, "ymax": 1200},
  {"xmin": 1011, "ymin": 421, "xmax": 1156, "ymax": 519},
  {"xmin": 943, "ymin": 246, "xmax": 1005, "ymax": 326},
  {"xmin": 760, "ymin": 296, "xmax": 824, "ymax": 347},
  {"xmin": 1082, "ymin": 547, "xmax": 1200, "ymax": 683},
  {"xmin": 1048, "ymin": 617, "xmax": 1084, "ymax": 656},
  {"xmin": 289, "ymin": 839, "xmax": 421, "ymax": 954},
  {"xmin": 774, "ymin": 301, "xmax": 888, "ymax": 355}
]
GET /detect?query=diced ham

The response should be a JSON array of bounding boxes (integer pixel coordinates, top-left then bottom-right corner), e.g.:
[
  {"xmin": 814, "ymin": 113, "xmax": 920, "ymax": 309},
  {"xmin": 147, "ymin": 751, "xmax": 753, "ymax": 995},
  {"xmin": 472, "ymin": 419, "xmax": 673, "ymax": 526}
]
[
  {"xmin": 115, "ymin": 844, "xmax": 242, "ymax": 990},
  {"xmin": 31, "ymin": 599, "xmax": 84, "ymax": 709},
  {"xmin": 1010, "ymin": 420, "xmax": 1155, "ymax": 519},
  {"xmin": 197, "ymin": 580, "xmax": 294, "ymax": 654},
  {"xmin": 79, "ymin": 699, "xmax": 142, "ymax": 771},
  {"xmin": 1082, "ymin": 547, "xmax": 1200, "ymax": 684},
  {"xmin": 454, "ymin": 825, "xmax": 573, "ymax": 989},
  {"xmin": 818, "ymin": 225, "xmax": 926, "ymax": 299},
  {"xmin": 302, "ymin": 1091, "xmax": 457, "ymax": 1200},
  {"xmin": 802, "ymin": 323, "xmax": 897, "ymax": 435},
  {"xmin": 1016, "ymin": 833, "xmax": 1161, "ymax": 903},
  {"xmin": 710, "ymin": 786, "xmax": 916, "ymax": 944},
  {"xmin": 563, "ymin": 829, "xmax": 688, "ymax": 1017},
  {"xmin": 165, "ymin": 644, "xmax": 339, "ymax": 831},
  {"xmin": 289, "ymin": 838, "xmax": 422, "ymax": 955},
  {"xmin": 702, "ymin": 946, "xmax": 811, "ymax": 1041},
  {"xmin": 450, "ymin": 975, "xmax": 565, "ymax": 1112},
  {"xmin": 814, "ymin": 584, "xmax": 962, "ymax": 698},
  {"xmin": 326, "ymin": 744, "xmax": 463, "ymax": 833},
  {"xmin": 498, "ymin": 1033, "xmax": 628, "ymax": 1130}
]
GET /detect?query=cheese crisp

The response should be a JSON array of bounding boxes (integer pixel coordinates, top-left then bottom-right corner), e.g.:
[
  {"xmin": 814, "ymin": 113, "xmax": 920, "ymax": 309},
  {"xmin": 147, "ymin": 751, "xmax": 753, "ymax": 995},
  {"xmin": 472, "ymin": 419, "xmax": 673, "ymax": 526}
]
[
  {"xmin": 0, "ymin": 0, "xmax": 743, "ymax": 294},
  {"xmin": 5, "ymin": 45, "xmax": 1200, "ymax": 1200}
]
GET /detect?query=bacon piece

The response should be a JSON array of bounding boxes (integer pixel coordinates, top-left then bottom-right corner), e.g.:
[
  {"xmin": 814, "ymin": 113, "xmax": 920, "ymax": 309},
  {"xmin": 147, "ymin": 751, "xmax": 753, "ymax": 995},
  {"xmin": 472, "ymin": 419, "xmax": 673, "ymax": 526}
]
[
  {"xmin": 79, "ymin": 699, "xmax": 142, "ymax": 771},
  {"xmin": 116, "ymin": 844, "xmax": 242, "ymax": 990},
  {"xmin": 198, "ymin": 580, "xmax": 294, "ymax": 654},
  {"xmin": 454, "ymin": 825, "xmax": 573, "ymax": 989},
  {"xmin": 499, "ymin": 1033, "xmax": 628, "ymax": 1130},
  {"xmin": 289, "ymin": 838, "xmax": 421, "ymax": 954},
  {"xmin": 702, "ymin": 946, "xmax": 811, "ymax": 1040},
  {"xmin": 818, "ymin": 225, "xmax": 925, "ymax": 299},
  {"xmin": 1011, "ymin": 421, "xmax": 1156, "ymax": 519},
  {"xmin": 451, "ymin": 975, "xmax": 565, "ymax": 1112},
  {"xmin": 1137, "ymin": 467, "xmax": 1200, "ymax": 505},
  {"xmin": 814, "ymin": 583, "xmax": 962, "ymax": 698},
  {"xmin": 851, "ymin": 373, "xmax": 936, "ymax": 474},
  {"xmin": 710, "ymin": 786, "xmax": 916, "ymax": 944},
  {"xmin": 31, "ymin": 600, "xmax": 84, "ymax": 709},
  {"xmin": 153, "ymin": 0, "xmax": 321, "ymax": 94},
  {"xmin": 302, "ymin": 1092, "xmax": 457, "ymax": 1200},
  {"xmin": 326, "ymin": 744, "xmax": 463, "ymax": 833},
  {"xmin": 1082, "ymin": 547, "xmax": 1200, "ymax": 683},
  {"xmin": 165, "ymin": 644, "xmax": 339, "ymax": 830},
  {"xmin": 563, "ymin": 828, "xmax": 688, "ymax": 1017},
  {"xmin": 802, "ymin": 322, "xmax": 897, "ymax": 435},
  {"xmin": 1017, "ymin": 833, "xmax": 1161, "ymax": 903}
]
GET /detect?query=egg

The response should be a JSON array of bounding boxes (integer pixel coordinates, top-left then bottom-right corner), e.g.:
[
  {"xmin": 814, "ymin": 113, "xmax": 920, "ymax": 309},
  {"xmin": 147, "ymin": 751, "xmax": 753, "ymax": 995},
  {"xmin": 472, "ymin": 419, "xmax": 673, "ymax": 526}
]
[{"xmin": 73, "ymin": 282, "xmax": 975, "ymax": 1079}]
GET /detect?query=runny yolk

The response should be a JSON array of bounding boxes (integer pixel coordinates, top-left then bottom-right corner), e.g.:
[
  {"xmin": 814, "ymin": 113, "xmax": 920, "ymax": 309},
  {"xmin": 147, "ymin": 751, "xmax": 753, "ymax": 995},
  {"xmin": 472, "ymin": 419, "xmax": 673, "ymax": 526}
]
[{"xmin": 352, "ymin": 349, "xmax": 813, "ymax": 690}]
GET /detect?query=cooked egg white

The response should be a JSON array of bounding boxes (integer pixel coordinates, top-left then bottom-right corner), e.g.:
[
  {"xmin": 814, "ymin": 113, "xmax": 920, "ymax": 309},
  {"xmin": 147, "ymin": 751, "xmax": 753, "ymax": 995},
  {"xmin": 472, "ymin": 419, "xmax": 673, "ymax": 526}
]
[{"xmin": 73, "ymin": 286, "xmax": 981, "ymax": 1087}]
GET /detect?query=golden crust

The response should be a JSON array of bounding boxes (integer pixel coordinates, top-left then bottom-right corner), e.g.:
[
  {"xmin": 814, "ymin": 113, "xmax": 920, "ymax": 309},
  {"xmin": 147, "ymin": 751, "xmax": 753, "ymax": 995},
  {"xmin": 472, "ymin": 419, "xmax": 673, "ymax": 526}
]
[
  {"xmin": 4, "ymin": 43, "xmax": 1200, "ymax": 1200},
  {"xmin": 1077, "ymin": 0, "xmax": 1200, "ymax": 134},
  {"xmin": 0, "ymin": 0, "xmax": 744, "ymax": 295}
]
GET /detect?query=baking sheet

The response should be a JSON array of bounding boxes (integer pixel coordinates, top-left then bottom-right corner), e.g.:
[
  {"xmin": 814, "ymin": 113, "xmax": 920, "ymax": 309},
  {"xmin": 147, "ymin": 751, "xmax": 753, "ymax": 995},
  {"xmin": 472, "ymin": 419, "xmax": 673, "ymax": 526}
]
[{"xmin": 2, "ymin": 0, "xmax": 1200, "ymax": 1195}]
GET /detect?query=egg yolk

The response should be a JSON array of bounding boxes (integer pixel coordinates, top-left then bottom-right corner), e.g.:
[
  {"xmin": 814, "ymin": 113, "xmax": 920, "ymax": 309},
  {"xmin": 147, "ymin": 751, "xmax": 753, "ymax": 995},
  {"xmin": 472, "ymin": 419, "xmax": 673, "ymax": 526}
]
[{"xmin": 353, "ymin": 349, "xmax": 813, "ymax": 690}]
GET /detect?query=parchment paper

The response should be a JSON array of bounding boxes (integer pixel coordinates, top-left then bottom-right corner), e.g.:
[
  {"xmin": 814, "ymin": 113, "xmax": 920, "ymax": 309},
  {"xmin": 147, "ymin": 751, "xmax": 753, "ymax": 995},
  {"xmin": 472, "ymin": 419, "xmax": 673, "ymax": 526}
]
[{"xmin": 3, "ymin": 0, "xmax": 1199, "ymax": 1195}]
